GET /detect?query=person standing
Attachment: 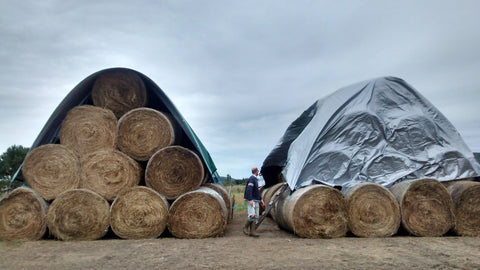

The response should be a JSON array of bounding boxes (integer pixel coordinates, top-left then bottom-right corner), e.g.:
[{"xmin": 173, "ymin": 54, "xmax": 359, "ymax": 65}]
[{"xmin": 243, "ymin": 167, "xmax": 264, "ymax": 237}]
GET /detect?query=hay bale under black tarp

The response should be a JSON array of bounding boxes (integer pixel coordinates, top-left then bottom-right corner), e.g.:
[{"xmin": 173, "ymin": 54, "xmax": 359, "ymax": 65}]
[
  {"xmin": 22, "ymin": 144, "xmax": 80, "ymax": 201},
  {"xmin": 79, "ymin": 149, "xmax": 142, "ymax": 201},
  {"xmin": 146, "ymin": 146, "xmax": 204, "ymax": 200},
  {"xmin": 59, "ymin": 105, "xmax": 117, "ymax": 157},
  {"xmin": 46, "ymin": 189, "xmax": 110, "ymax": 241},
  {"xmin": 110, "ymin": 186, "xmax": 169, "ymax": 239},
  {"xmin": 0, "ymin": 187, "xmax": 48, "ymax": 241},
  {"xmin": 390, "ymin": 179, "xmax": 454, "ymax": 237},
  {"xmin": 168, "ymin": 187, "xmax": 227, "ymax": 239},
  {"xmin": 116, "ymin": 107, "xmax": 175, "ymax": 161},
  {"xmin": 92, "ymin": 69, "xmax": 147, "ymax": 118}
]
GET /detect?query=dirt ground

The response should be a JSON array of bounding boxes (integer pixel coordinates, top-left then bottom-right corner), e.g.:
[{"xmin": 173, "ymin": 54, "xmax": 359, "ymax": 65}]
[{"xmin": 1, "ymin": 209, "xmax": 480, "ymax": 270}]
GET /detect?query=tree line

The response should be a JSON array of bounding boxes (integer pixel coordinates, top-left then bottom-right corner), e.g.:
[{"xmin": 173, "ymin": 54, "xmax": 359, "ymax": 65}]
[{"xmin": 0, "ymin": 145, "xmax": 29, "ymax": 193}]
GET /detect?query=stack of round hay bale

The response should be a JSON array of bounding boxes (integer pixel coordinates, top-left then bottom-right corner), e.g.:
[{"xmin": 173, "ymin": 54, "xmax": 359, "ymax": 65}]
[
  {"xmin": 267, "ymin": 177, "xmax": 480, "ymax": 239},
  {"xmin": 1, "ymin": 69, "xmax": 229, "ymax": 241}
]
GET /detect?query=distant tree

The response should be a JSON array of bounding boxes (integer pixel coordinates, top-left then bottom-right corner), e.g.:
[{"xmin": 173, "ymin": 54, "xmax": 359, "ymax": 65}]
[{"xmin": 0, "ymin": 145, "xmax": 29, "ymax": 192}]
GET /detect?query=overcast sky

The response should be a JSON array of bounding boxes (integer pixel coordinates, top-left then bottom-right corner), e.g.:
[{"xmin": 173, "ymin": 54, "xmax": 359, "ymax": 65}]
[{"xmin": 1, "ymin": 1, "xmax": 479, "ymax": 179}]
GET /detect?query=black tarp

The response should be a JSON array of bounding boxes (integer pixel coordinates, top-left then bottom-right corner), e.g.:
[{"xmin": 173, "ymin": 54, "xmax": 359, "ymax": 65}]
[
  {"xmin": 11, "ymin": 67, "xmax": 220, "ymax": 186},
  {"xmin": 261, "ymin": 76, "xmax": 480, "ymax": 191}
]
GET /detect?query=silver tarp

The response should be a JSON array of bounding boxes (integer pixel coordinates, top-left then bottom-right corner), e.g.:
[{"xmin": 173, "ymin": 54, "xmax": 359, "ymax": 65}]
[{"xmin": 262, "ymin": 77, "xmax": 480, "ymax": 191}]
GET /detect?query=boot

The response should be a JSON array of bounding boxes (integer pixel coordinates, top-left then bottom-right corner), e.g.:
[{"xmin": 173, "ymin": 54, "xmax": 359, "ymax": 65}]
[
  {"xmin": 243, "ymin": 220, "xmax": 251, "ymax": 235},
  {"xmin": 249, "ymin": 221, "xmax": 259, "ymax": 237}
]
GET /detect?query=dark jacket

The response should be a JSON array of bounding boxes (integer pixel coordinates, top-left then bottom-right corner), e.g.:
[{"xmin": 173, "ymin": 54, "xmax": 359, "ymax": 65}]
[{"xmin": 244, "ymin": 175, "xmax": 262, "ymax": 201}]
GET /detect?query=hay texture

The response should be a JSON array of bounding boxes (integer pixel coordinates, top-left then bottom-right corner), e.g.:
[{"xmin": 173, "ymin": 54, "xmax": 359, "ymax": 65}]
[
  {"xmin": 447, "ymin": 180, "xmax": 480, "ymax": 236},
  {"xmin": 46, "ymin": 189, "xmax": 110, "ymax": 241},
  {"xmin": 272, "ymin": 185, "xmax": 292, "ymax": 230},
  {"xmin": 59, "ymin": 105, "xmax": 117, "ymax": 157},
  {"xmin": 0, "ymin": 187, "xmax": 48, "ymax": 241},
  {"xmin": 345, "ymin": 183, "xmax": 400, "ymax": 237},
  {"xmin": 117, "ymin": 108, "xmax": 175, "ymax": 161},
  {"xmin": 92, "ymin": 69, "xmax": 147, "ymax": 118},
  {"xmin": 146, "ymin": 146, "xmax": 204, "ymax": 200},
  {"xmin": 110, "ymin": 186, "xmax": 169, "ymax": 239},
  {"xmin": 168, "ymin": 187, "xmax": 227, "ymax": 239},
  {"xmin": 22, "ymin": 144, "xmax": 80, "ymax": 201},
  {"xmin": 390, "ymin": 179, "xmax": 454, "ymax": 237},
  {"xmin": 283, "ymin": 184, "xmax": 348, "ymax": 238},
  {"xmin": 203, "ymin": 183, "xmax": 232, "ymax": 223},
  {"xmin": 79, "ymin": 149, "xmax": 142, "ymax": 201},
  {"xmin": 262, "ymin": 183, "xmax": 285, "ymax": 216}
]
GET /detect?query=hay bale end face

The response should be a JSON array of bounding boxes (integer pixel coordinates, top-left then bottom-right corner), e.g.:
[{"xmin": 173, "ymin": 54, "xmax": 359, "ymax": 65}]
[
  {"xmin": 46, "ymin": 189, "xmax": 110, "ymax": 241},
  {"xmin": 390, "ymin": 179, "xmax": 454, "ymax": 237},
  {"xmin": 146, "ymin": 146, "xmax": 204, "ymax": 200},
  {"xmin": 110, "ymin": 186, "xmax": 169, "ymax": 239},
  {"xmin": 92, "ymin": 69, "xmax": 147, "ymax": 118},
  {"xmin": 284, "ymin": 184, "xmax": 348, "ymax": 238},
  {"xmin": 168, "ymin": 187, "xmax": 227, "ymax": 239},
  {"xmin": 59, "ymin": 105, "xmax": 117, "ymax": 157},
  {"xmin": 447, "ymin": 180, "xmax": 480, "ymax": 236},
  {"xmin": 22, "ymin": 144, "xmax": 80, "ymax": 201},
  {"xmin": 203, "ymin": 183, "xmax": 232, "ymax": 223},
  {"xmin": 117, "ymin": 108, "xmax": 175, "ymax": 161},
  {"xmin": 0, "ymin": 187, "xmax": 48, "ymax": 241},
  {"xmin": 346, "ymin": 183, "xmax": 400, "ymax": 237},
  {"xmin": 79, "ymin": 149, "xmax": 142, "ymax": 201}
]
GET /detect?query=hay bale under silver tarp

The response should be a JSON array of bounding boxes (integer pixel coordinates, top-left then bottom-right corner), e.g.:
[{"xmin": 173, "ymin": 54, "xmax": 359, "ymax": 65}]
[
  {"xmin": 346, "ymin": 183, "xmax": 400, "ymax": 237},
  {"xmin": 447, "ymin": 180, "xmax": 480, "ymax": 236},
  {"xmin": 0, "ymin": 187, "xmax": 48, "ymax": 241},
  {"xmin": 390, "ymin": 179, "xmax": 454, "ymax": 237}
]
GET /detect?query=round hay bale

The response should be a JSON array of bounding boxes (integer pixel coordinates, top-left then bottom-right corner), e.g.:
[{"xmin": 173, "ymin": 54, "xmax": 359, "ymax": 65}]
[
  {"xmin": 59, "ymin": 105, "xmax": 117, "ymax": 157},
  {"xmin": 390, "ymin": 179, "xmax": 454, "ymax": 237},
  {"xmin": 0, "ymin": 187, "xmax": 48, "ymax": 241},
  {"xmin": 272, "ymin": 186, "xmax": 292, "ymax": 230},
  {"xmin": 92, "ymin": 69, "xmax": 147, "ymax": 118},
  {"xmin": 22, "ymin": 144, "xmax": 80, "ymax": 201},
  {"xmin": 345, "ymin": 183, "xmax": 400, "ymax": 237},
  {"xmin": 262, "ymin": 183, "xmax": 285, "ymax": 217},
  {"xmin": 203, "ymin": 183, "xmax": 232, "ymax": 223},
  {"xmin": 79, "ymin": 149, "xmax": 142, "ymax": 201},
  {"xmin": 283, "ymin": 184, "xmax": 348, "ymax": 238},
  {"xmin": 168, "ymin": 187, "xmax": 227, "ymax": 239},
  {"xmin": 46, "ymin": 189, "xmax": 110, "ymax": 241},
  {"xmin": 145, "ymin": 146, "xmax": 204, "ymax": 200},
  {"xmin": 110, "ymin": 186, "xmax": 169, "ymax": 239},
  {"xmin": 117, "ymin": 108, "xmax": 175, "ymax": 161},
  {"xmin": 447, "ymin": 180, "xmax": 480, "ymax": 236}
]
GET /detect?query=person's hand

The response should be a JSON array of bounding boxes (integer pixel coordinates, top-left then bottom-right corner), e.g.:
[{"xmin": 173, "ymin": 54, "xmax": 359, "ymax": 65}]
[
  {"xmin": 249, "ymin": 200, "xmax": 254, "ymax": 206},
  {"xmin": 260, "ymin": 200, "xmax": 265, "ymax": 207}
]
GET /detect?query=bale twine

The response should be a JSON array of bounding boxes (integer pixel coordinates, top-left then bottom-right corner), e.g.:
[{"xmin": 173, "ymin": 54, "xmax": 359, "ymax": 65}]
[
  {"xmin": 203, "ymin": 183, "xmax": 232, "ymax": 223},
  {"xmin": 390, "ymin": 179, "xmax": 454, "ymax": 237},
  {"xmin": 91, "ymin": 69, "xmax": 147, "ymax": 118},
  {"xmin": 22, "ymin": 144, "xmax": 80, "ymax": 201},
  {"xmin": 117, "ymin": 108, "xmax": 175, "ymax": 161},
  {"xmin": 0, "ymin": 187, "xmax": 48, "ymax": 241},
  {"xmin": 79, "ymin": 149, "xmax": 142, "ymax": 201},
  {"xmin": 46, "ymin": 189, "xmax": 110, "ymax": 241},
  {"xmin": 283, "ymin": 184, "xmax": 348, "ymax": 238},
  {"xmin": 110, "ymin": 186, "xmax": 169, "ymax": 239},
  {"xmin": 345, "ymin": 183, "xmax": 401, "ymax": 237},
  {"xmin": 146, "ymin": 146, "xmax": 204, "ymax": 200},
  {"xmin": 59, "ymin": 105, "xmax": 117, "ymax": 157},
  {"xmin": 168, "ymin": 187, "xmax": 227, "ymax": 239},
  {"xmin": 447, "ymin": 180, "xmax": 480, "ymax": 236}
]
